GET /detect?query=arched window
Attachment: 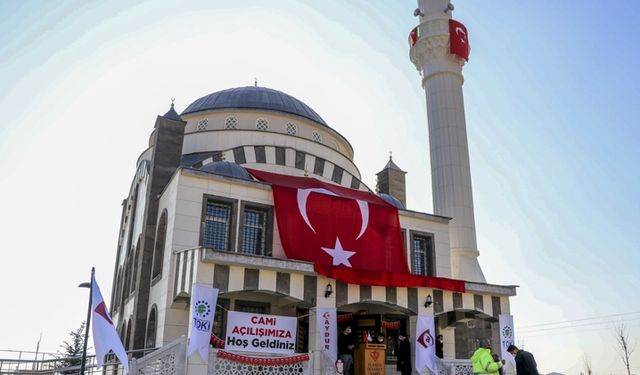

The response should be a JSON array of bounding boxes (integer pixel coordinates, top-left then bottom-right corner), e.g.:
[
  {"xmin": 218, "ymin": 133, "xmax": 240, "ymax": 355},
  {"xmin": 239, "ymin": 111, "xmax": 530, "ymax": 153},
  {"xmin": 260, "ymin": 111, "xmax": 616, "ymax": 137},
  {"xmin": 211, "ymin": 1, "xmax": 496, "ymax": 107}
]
[
  {"xmin": 118, "ymin": 265, "xmax": 127, "ymax": 307},
  {"xmin": 123, "ymin": 254, "xmax": 132, "ymax": 300},
  {"xmin": 125, "ymin": 318, "xmax": 132, "ymax": 350},
  {"xmin": 152, "ymin": 211, "xmax": 167, "ymax": 280},
  {"xmin": 130, "ymin": 238, "xmax": 140, "ymax": 294},
  {"xmin": 126, "ymin": 185, "xmax": 139, "ymax": 256},
  {"xmin": 145, "ymin": 306, "xmax": 157, "ymax": 348},
  {"xmin": 115, "ymin": 267, "xmax": 122, "ymax": 310},
  {"xmin": 120, "ymin": 321, "xmax": 127, "ymax": 342}
]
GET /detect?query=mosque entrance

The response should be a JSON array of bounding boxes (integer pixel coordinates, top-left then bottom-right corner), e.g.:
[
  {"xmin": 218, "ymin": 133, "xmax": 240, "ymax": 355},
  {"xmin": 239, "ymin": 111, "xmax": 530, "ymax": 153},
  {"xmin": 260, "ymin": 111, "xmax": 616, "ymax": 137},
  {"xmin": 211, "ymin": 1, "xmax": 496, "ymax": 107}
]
[
  {"xmin": 337, "ymin": 301, "xmax": 415, "ymax": 367},
  {"xmin": 436, "ymin": 310, "xmax": 499, "ymax": 359}
]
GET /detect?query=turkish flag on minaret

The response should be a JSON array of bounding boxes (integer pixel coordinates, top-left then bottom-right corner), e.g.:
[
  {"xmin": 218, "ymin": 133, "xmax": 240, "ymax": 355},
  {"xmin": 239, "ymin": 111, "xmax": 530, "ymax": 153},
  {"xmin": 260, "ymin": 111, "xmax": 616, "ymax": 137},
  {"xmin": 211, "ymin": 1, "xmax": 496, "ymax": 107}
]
[{"xmin": 449, "ymin": 19, "xmax": 470, "ymax": 61}]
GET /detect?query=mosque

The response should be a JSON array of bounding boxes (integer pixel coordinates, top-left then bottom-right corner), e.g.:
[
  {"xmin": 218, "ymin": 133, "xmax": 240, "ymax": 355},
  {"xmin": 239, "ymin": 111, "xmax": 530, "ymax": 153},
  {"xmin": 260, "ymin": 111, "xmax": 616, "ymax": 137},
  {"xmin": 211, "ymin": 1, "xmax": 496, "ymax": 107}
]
[{"xmin": 109, "ymin": 1, "xmax": 516, "ymax": 374}]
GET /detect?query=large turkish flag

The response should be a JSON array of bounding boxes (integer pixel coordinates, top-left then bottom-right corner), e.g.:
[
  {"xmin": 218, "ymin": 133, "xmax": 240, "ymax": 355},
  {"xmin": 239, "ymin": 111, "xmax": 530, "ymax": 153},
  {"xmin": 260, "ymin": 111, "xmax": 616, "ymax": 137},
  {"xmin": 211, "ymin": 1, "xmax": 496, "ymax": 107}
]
[
  {"xmin": 248, "ymin": 169, "xmax": 465, "ymax": 291},
  {"xmin": 449, "ymin": 19, "xmax": 470, "ymax": 61},
  {"xmin": 249, "ymin": 168, "xmax": 409, "ymax": 274}
]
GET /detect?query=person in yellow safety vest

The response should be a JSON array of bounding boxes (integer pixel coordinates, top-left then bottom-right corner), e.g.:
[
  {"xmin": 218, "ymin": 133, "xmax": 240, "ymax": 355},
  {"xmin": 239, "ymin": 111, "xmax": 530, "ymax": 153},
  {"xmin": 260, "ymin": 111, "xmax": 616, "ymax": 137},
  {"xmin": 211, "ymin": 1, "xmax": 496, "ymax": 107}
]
[{"xmin": 471, "ymin": 340, "xmax": 504, "ymax": 375}]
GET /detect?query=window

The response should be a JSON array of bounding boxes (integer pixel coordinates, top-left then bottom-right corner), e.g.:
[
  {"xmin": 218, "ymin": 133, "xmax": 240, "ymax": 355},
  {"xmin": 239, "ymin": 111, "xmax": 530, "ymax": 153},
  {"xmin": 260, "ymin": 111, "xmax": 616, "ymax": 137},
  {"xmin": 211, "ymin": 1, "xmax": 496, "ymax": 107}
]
[
  {"xmin": 130, "ymin": 241, "xmax": 139, "ymax": 294},
  {"xmin": 256, "ymin": 118, "xmax": 269, "ymax": 131},
  {"xmin": 113, "ymin": 268, "xmax": 122, "ymax": 312},
  {"xmin": 236, "ymin": 300, "xmax": 270, "ymax": 314},
  {"xmin": 201, "ymin": 196, "xmax": 237, "ymax": 251},
  {"xmin": 152, "ymin": 211, "xmax": 167, "ymax": 280},
  {"xmin": 286, "ymin": 122, "xmax": 297, "ymax": 135},
  {"xmin": 120, "ymin": 321, "xmax": 127, "ymax": 342},
  {"xmin": 145, "ymin": 307, "xmax": 157, "ymax": 348},
  {"xmin": 225, "ymin": 116, "xmax": 238, "ymax": 129},
  {"xmin": 125, "ymin": 318, "xmax": 132, "ymax": 350},
  {"xmin": 313, "ymin": 157, "xmax": 325, "ymax": 175},
  {"xmin": 196, "ymin": 118, "xmax": 209, "ymax": 131},
  {"xmin": 312, "ymin": 131, "xmax": 322, "ymax": 143},
  {"xmin": 123, "ymin": 255, "xmax": 132, "ymax": 301},
  {"xmin": 213, "ymin": 299, "xmax": 230, "ymax": 340},
  {"xmin": 239, "ymin": 203, "xmax": 273, "ymax": 256},
  {"xmin": 410, "ymin": 231, "xmax": 435, "ymax": 276}
]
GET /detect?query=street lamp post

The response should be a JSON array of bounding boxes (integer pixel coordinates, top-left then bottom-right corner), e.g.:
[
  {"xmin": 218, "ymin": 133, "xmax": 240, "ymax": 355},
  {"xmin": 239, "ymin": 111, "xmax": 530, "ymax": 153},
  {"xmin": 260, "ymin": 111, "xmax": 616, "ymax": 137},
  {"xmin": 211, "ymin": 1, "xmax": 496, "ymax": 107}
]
[{"xmin": 78, "ymin": 267, "xmax": 95, "ymax": 375}]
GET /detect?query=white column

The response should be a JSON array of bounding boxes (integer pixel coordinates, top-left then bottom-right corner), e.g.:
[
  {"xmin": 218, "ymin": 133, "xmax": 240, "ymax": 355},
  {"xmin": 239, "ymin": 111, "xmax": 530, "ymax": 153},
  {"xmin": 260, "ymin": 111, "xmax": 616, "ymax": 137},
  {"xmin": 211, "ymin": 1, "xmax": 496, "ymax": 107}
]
[{"xmin": 410, "ymin": 0, "xmax": 485, "ymax": 282}]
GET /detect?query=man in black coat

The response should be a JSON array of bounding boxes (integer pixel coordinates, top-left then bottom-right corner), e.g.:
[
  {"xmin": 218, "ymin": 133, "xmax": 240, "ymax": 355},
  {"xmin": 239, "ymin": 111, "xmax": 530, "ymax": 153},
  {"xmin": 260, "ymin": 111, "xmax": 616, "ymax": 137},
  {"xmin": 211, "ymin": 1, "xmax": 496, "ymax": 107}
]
[
  {"xmin": 338, "ymin": 326, "xmax": 355, "ymax": 375},
  {"xmin": 507, "ymin": 345, "xmax": 539, "ymax": 375},
  {"xmin": 396, "ymin": 332, "xmax": 412, "ymax": 375}
]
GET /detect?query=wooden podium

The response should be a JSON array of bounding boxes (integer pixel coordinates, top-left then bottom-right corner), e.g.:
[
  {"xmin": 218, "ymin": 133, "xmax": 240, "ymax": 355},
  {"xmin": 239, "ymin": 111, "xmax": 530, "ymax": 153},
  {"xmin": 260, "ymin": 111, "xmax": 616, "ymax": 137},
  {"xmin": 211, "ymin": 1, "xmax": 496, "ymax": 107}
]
[{"xmin": 354, "ymin": 342, "xmax": 386, "ymax": 375}]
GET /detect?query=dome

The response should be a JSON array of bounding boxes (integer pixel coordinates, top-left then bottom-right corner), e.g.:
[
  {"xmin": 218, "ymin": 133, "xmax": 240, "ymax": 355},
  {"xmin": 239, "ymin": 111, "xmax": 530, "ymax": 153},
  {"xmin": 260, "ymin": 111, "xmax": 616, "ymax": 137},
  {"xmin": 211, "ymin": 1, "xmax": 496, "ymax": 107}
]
[
  {"xmin": 198, "ymin": 161, "xmax": 252, "ymax": 181},
  {"xmin": 378, "ymin": 193, "xmax": 405, "ymax": 209},
  {"xmin": 181, "ymin": 86, "xmax": 327, "ymax": 126}
]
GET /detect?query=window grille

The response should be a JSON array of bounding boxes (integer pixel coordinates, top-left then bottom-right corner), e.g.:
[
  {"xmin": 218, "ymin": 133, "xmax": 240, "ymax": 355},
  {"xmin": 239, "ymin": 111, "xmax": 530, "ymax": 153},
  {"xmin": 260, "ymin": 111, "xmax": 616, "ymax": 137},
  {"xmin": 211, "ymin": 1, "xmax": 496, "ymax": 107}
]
[
  {"xmin": 411, "ymin": 234, "xmax": 434, "ymax": 276},
  {"xmin": 312, "ymin": 131, "xmax": 322, "ymax": 143},
  {"xmin": 196, "ymin": 118, "xmax": 209, "ymax": 131},
  {"xmin": 256, "ymin": 118, "xmax": 269, "ymax": 131},
  {"xmin": 240, "ymin": 208, "xmax": 267, "ymax": 255},
  {"xmin": 203, "ymin": 202, "xmax": 232, "ymax": 251},
  {"xmin": 286, "ymin": 122, "xmax": 297, "ymax": 135},
  {"xmin": 225, "ymin": 116, "xmax": 238, "ymax": 129}
]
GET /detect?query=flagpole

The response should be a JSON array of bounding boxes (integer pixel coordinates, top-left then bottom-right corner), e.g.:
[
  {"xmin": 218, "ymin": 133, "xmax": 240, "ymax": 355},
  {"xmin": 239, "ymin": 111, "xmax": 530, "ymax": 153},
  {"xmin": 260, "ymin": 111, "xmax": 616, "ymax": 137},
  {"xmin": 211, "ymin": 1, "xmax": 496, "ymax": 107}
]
[{"xmin": 80, "ymin": 267, "xmax": 95, "ymax": 375}]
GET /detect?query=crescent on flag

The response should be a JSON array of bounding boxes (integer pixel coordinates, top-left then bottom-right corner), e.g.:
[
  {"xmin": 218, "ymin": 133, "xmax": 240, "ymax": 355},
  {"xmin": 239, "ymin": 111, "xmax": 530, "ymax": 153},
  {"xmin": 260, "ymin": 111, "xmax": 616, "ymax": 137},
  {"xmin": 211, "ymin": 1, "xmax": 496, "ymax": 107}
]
[
  {"xmin": 455, "ymin": 26, "xmax": 466, "ymax": 42},
  {"xmin": 296, "ymin": 188, "xmax": 370, "ymax": 240}
]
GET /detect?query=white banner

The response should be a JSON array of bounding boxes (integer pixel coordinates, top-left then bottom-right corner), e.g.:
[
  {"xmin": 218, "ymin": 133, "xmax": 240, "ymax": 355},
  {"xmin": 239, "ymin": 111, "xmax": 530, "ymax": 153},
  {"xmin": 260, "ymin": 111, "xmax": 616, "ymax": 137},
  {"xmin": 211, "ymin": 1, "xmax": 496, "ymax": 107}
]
[
  {"xmin": 499, "ymin": 314, "xmax": 516, "ymax": 368},
  {"xmin": 316, "ymin": 308, "xmax": 337, "ymax": 361},
  {"xmin": 187, "ymin": 284, "xmax": 219, "ymax": 361},
  {"xmin": 415, "ymin": 315, "xmax": 438, "ymax": 374},
  {"xmin": 225, "ymin": 311, "xmax": 297, "ymax": 354}
]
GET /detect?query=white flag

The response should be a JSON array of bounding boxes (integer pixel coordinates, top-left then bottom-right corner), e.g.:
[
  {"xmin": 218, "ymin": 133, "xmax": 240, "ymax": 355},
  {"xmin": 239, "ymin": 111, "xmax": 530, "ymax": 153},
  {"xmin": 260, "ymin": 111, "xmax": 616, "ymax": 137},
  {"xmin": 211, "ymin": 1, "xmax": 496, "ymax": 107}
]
[
  {"xmin": 415, "ymin": 315, "xmax": 438, "ymax": 374},
  {"xmin": 499, "ymin": 314, "xmax": 516, "ymax": 368},
  {"xmin": 91, "ymin": 273, "xmax": 129, "ymax": 372},
  {"xmin": 187, "ymin": 284, "xmax": 219, "ymax": 361},
  {"xmin": 316, "ymin": 308, "xmax": 337, "ymax": 361}
]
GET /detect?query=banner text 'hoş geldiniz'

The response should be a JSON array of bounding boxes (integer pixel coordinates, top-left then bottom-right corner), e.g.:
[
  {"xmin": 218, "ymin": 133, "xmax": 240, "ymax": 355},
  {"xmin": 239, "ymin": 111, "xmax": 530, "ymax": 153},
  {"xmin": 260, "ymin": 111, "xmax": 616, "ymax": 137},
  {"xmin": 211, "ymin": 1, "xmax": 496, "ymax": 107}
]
[{"xmin": 247, "ymin": 169, "xmax": 465, "ymax": 292}]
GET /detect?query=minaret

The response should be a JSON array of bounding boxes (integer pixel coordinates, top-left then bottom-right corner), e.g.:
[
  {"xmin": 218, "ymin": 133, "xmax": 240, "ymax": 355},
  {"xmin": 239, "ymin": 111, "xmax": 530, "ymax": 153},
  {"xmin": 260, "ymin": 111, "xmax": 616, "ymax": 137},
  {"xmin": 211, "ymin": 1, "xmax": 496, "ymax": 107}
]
[{"xmin": 409, "ymin": 0, "xmax": 485, "ymax": 282}]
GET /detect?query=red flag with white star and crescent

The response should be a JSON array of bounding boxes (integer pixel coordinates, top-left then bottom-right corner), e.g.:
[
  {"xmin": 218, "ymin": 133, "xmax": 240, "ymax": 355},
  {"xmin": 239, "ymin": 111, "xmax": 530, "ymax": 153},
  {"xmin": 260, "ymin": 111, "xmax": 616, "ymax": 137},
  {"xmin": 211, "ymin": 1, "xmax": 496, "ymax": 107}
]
[
  {"xmin": 247, "ymin": 169, "xmax": 465, "ymax": 291},
  {"xmin": 449, "ymin": 19, "xmax": 470, "ymax": 61}
]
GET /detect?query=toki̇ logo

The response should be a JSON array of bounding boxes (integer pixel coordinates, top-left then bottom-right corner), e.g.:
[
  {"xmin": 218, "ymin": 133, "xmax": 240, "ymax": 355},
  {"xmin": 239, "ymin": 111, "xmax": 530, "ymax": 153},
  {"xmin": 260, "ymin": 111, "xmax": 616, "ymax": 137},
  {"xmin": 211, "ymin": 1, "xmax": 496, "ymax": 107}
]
[
  {"xmin": 193, "ymin": 300, "xmax": 212, "ymax": 332},
  {"xmin": 194, "ymin": 300, "xmax": 211, "ymax": 318},
  {"xmin": 502, "ymin": 326, "xmax": 513, "ymax": 339},
  {"xmin": 417, "ymin": 329, "xmax": 434, "ymax": 349}
]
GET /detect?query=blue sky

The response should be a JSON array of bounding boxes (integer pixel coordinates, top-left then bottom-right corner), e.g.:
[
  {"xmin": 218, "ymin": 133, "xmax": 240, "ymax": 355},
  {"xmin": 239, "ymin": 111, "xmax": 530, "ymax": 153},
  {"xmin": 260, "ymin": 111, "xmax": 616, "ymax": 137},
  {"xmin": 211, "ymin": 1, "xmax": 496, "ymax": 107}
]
[{"xmin": 1, "ymin": 1, "xmax": 639, "ymax": 374}]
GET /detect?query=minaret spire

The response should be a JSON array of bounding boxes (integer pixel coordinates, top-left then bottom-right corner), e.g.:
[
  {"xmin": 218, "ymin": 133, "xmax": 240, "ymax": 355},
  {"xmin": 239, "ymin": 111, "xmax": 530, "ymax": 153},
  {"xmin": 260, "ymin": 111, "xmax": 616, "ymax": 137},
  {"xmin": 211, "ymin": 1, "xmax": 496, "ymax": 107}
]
[{"xmin": 409, "ymin": 0, "xmax": 486, "ymax": 282}]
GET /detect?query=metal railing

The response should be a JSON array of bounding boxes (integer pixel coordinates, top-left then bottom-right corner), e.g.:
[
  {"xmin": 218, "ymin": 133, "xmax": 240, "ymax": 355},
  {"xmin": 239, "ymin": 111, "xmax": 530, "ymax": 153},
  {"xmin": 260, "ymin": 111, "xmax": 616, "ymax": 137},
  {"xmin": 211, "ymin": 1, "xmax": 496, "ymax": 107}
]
[{"xmin": 0, "ymin": 348, "xmax": 155, "ymax": 375}]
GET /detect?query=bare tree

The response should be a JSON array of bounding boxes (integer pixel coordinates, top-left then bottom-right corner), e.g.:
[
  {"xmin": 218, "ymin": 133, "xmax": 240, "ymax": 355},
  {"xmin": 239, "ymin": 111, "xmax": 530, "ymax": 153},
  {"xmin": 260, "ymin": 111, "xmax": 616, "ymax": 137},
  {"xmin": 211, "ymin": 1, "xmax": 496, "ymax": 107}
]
[
  {"xmin": 583, "ymin": 354, "xmax": 592, "ymax": 375},
  {"xmin": 614, "ymin": 322, "xmax": 636, "ymax": 375}
]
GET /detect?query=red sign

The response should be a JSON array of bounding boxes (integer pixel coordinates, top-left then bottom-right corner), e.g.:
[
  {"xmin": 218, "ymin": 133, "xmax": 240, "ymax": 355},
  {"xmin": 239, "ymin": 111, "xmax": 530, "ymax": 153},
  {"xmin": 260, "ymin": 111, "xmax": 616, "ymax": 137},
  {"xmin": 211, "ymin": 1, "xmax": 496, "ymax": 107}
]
[{"xmin": 449, "ymin": 19, "xmax": 470, "ymax": 60}]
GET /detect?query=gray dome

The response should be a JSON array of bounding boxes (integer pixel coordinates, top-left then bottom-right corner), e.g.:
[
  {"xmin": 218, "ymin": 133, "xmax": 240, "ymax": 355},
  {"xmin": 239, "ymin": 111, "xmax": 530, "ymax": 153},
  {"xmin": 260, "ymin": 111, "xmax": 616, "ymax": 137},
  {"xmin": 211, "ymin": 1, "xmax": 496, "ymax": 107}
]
[
  {"xmin": 199, "ymin": 161, "xmax": 252, "ymax": 180},
  {"xmin": 181, "ymin": 86, "xmax": 327, "ymax": 126},
  {"xmin": 378, "ymin": 193, "xmax": 405, "ymax": 209}
]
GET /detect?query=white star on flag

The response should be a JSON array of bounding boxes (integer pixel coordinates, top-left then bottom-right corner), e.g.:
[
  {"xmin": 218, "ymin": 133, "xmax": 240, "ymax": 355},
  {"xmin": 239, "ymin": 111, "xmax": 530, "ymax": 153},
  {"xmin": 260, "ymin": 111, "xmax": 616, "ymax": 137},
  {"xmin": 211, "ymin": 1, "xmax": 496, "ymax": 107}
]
[{"xmin": 321, "ymin": 238, "xmax": 356, "ymax": 267}]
